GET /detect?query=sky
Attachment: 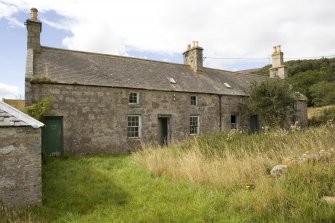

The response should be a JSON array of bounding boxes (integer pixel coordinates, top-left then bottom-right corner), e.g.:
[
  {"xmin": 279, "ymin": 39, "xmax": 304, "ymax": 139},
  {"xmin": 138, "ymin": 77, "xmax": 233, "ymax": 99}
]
[{"xmin": 1, "ymin": 0, "xmax": 335, "ymax": 99}]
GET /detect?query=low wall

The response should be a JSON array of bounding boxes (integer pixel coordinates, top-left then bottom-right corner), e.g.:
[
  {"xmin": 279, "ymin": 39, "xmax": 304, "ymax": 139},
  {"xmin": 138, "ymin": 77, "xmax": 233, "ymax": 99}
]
[{"xmin": 0, "ymin": 127, "xmax": 42, "ymax": 207}]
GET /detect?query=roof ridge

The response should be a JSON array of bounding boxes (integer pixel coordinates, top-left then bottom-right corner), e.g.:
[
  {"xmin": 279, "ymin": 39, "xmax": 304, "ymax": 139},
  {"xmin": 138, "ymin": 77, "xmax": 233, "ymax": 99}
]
[
  {"xmin": 41, "ymin": 46, "xmax": 190, "ymax": 67},
  {"xmin": 204, "ymin": 67, "xmax": 268, "ymax": 77},
  {"xmin": 203, "ymin": 67, "xmax": 236, "ymax": 74}
]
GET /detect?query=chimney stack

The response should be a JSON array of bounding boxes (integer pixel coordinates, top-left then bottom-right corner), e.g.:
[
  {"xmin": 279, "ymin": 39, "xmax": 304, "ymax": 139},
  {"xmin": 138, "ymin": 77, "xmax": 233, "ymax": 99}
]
[
  {"xmin": 25, "ymin": 8, "xmax": 42, "ymax": 52},
  {"xmin": 269, "ymin": 45, "xmax": 288, "ymax": 79},
  {"xmin": 183, "ymin": 41, "xmax": 203, "ymax": 72}
]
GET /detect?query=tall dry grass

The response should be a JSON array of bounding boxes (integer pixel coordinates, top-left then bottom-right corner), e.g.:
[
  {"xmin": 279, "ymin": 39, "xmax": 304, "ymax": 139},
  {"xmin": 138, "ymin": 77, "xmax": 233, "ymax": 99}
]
[
  {"xmin": 134, "ymin": 125, "xmax": 335, "ymax": 221},
  {"xmin": 133, "ymin": 125, "xmax": 335, "ymax": 189}
]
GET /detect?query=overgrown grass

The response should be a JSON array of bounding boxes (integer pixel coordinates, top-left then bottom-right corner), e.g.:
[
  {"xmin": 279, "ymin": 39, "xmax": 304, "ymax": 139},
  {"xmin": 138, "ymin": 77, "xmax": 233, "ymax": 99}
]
[
  {"xmin": 134, "ymin": 125, "xmax": 335, "ymax": 222},
  {"xmin": 308, "ymin": 105, "xmax": 335, "ymax": 126},
  {"xmin": 1, "ymin": 126, "xmax": 335, "ymax": 222}
]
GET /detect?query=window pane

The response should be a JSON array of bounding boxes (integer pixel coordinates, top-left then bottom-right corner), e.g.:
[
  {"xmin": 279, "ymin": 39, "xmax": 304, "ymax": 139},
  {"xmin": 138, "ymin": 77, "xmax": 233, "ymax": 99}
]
[
  {"xmin": 129, "ymin": 92, "xmax": 138, "ymax": 104},
  {"xmin": 127, "ymin": 115, "xmax": 140, "ymax": 137},
  {"xmin": 190, "ymin": 116, "xmax": 199, "ymax": 134}
]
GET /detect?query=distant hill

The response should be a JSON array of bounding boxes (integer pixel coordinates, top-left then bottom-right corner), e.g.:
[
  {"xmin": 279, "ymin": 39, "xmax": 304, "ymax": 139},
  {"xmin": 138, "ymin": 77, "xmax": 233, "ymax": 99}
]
[
  {"xmin": 237, "ymin": 68, "xmax": 261, "ymax": 75},
  {"xmin": 252, "ymin": 57, "xmax": 335, "ymax": 107}
]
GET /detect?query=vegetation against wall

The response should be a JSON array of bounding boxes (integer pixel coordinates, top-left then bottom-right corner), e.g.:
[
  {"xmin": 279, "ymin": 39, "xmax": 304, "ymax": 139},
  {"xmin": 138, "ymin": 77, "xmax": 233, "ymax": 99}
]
[
  {"xmin": 255, "ymin": 57, "xmax": 335, "ymax": 106},
  {"xmin": 248, "ymin": 80, "xmax": 295, "ymax": 127},
  {"xmin": 25, "ymin": 96, "xmax": 54, "ymax": 121}
]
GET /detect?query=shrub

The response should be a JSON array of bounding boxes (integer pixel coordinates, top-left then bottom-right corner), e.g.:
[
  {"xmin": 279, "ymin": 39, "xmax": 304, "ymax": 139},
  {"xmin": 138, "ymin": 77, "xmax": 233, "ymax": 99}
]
[
  {"xmin": 248, "ymin": 80, "xmax": 295, "ymax": 128},
  {"xmin": 25, "ymin": 96, "xmax": 55, "ymax": 120}
]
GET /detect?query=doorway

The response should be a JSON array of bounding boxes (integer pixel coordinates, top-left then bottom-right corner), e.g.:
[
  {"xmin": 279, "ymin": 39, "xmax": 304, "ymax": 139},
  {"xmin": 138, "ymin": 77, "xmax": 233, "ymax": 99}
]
[
  {"xmin": 158, "ymin": 117, "xmax": 170, "ymax": 146},
  {"xmin": 42, "ymin": 116, "xmax": 64, "ymax": 156},
  {"xmin": 250, "ymin": 115, "xmax": 259, "ymax": 133}
]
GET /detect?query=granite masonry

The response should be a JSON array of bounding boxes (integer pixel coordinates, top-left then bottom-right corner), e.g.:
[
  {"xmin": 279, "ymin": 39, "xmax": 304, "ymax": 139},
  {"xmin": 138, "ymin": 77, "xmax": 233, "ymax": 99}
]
[
  {"xmin": 0, "ymin": 101, "xmax": 44, "ymax": 207},
  {"xmin": 24, "ymin": 8, "xmax": 308, "ymax": 156}
]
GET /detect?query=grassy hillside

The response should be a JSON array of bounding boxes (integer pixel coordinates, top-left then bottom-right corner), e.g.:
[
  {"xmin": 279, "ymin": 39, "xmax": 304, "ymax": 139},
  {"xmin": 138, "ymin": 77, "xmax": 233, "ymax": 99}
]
[
  {"xmin": 1, "ymin": 125, "xmax": 335, "ymax": 222},
  {"xmin": 254, "ymin": 57, "xmax": 335, "ymax": 106},
  {"xmin": 308, "ymin": 105, "xmax": 335, "ymax": 126}
]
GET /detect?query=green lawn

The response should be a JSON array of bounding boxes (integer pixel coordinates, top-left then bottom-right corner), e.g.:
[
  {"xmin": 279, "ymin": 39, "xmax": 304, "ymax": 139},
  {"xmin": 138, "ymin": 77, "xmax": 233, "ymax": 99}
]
[{"xmin": 22, "ymin": 156, "xmax": 241, "ymax": 223}]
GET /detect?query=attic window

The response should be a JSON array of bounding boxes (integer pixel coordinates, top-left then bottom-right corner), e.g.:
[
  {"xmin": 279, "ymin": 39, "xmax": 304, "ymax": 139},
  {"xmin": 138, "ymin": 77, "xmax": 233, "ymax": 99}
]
[
  {"xmin": 224, "ymin": 82, "xmax": 231, "ymax": 88},
  {"xmin": 167, "ymin": 77, "xmax": 177, "ymax": 84},
  {"xmin": 129, "ymin": 92, "xmax": 139, "ymax": 104}
]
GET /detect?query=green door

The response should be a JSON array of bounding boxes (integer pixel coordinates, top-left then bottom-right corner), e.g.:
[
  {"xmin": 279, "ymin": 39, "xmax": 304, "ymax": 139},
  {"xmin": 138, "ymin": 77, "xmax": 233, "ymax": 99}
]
[
  {"xmin": 250, "ymin": 115, "xmax": 259, "ymax": 133},
  {"xmin": 42, "ymin": 116, "xmax": 64, "ymax": 156}
]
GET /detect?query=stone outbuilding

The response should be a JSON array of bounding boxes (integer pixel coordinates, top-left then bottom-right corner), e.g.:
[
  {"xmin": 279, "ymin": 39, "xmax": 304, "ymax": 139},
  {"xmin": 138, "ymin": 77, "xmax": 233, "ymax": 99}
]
[
  {"xmin": 0, "ymin": 101, "xmax": 44, "ymax": 208},
  {"xmin": 24, "ymin": 8, "xmax": 308, "ymax": 156}
]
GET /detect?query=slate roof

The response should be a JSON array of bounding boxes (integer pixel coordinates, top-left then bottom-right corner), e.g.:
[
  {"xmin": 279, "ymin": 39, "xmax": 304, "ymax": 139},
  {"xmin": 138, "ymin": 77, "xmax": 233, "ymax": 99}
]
[
  {"xmin": 0, "ymin": 101, "xmax": 44, "ymax": 128},
  {"xmin": 33, "ymin": 47, "xmax": 269, "ymax": 96}
]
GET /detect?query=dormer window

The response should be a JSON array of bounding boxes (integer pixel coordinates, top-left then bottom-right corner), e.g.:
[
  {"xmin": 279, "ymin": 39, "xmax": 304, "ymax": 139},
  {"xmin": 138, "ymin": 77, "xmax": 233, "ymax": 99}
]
[
  {"xmin": 129, "ymin": 92, "xmax": 139, "ymax": 104},
  {"xmin": 190, "ymin": 95, "xmax": 197, "ymax": 105}
]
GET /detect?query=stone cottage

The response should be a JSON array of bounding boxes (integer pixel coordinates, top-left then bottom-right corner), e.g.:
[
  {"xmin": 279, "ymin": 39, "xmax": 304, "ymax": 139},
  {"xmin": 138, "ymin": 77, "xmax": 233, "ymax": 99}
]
[
  {"xmin": 24, "ymin": 8, "xmax": 307, "ymax": 155},
  {"xmin": 0, "ymin": 101, "xmax": 44, "ymax": 207}
]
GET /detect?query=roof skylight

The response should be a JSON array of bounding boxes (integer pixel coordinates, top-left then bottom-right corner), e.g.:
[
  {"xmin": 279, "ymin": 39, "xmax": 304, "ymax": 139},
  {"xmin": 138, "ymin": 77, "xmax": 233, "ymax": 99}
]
[
  {"xmin": 224, "ymin": 82, "xmax": 231, "ymax": 88},
  {"xmin": 168, "ymin": 77, "xmax": 177, "ymax": 84}
]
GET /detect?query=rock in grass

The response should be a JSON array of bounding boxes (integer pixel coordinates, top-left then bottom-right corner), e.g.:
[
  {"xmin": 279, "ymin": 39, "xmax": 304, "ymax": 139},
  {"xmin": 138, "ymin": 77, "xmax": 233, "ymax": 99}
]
[
  {"xmin": 303, "ymin": 151, "xmax": 331, "ymax": 163},
  {"xmin": 270, "ymin": 164, "xmax": 288, "ymax": 178},
  {"xmin": 321, "ymin": 196, "xmax": 335, "ymax": 205}
]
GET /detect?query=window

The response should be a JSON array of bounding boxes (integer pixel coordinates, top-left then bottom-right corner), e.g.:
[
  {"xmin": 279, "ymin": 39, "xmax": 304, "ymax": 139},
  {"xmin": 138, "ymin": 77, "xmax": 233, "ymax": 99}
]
[
  {"xmin": 190, "ymin": 116, "xmax": 199, "ymax": 134},
  {"xmin": 231, "ymin": 115, "xmax": 238, "ymax": 129},
  {"xmin": 127, "ymin": 115, "xmax": 141, "ymax": 138},
  {"xmin": 129, "ymin": 92, "xmax": 139, "ymax": 104},
  {"xmin": 190, "ymin": 95, "xmax": 197, "ymax": 105}
]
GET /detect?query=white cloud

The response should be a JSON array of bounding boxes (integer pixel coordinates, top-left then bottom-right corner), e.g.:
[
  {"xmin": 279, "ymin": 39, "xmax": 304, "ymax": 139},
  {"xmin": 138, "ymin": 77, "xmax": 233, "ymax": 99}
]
[
  {"xmin": 1, "ymin": 0, "xmax": 335, "ymax": 69},
  {"xmin": 0, "ymin": 82, "xmax": 20, "ymax": 99}
]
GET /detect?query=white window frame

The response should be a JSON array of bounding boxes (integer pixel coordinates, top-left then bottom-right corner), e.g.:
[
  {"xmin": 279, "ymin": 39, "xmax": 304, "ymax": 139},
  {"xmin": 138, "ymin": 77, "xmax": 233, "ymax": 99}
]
[
  {"xmin": 190, "ymin": 95, "xmax": 197, "ymax": 106},
  {"xmin": 129, "ymin": 92, "xmax": 139, "ymax": 104},
  {"xmin": 190, "ymin": 116, "xmax": 200, "ymax": 135},
  {"xmin": 127, "ymin": 115, "xmax": 141, "ymax": 138}
]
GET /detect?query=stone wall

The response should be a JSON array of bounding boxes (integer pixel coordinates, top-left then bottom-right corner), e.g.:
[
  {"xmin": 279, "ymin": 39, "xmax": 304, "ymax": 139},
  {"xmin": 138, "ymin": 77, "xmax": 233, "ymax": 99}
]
[
  {"xmin": 29, "ymin": 83, "xmax": 253, "ymax": 155},
  {"xmin": 0, "ymin": 127, "xmax": 42, "ymax": 207}
]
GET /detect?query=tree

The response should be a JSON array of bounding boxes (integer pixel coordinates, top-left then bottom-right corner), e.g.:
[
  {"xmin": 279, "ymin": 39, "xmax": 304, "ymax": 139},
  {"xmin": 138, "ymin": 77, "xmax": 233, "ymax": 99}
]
[
  {"xmin": 309, "ymin": 81, "xmax": 335, "ymax": 106},
  {"xmin": 248, "ymin": 80, "xmax": 296, "ymax": 128}
]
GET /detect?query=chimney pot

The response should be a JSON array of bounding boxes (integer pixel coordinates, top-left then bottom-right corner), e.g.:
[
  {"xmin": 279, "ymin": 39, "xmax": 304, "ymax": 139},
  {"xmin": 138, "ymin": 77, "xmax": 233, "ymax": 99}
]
[
  {"xmin": 30, "ymin": 8, "xmax": 38, "ymax": 21},
  {"xmin": 277, "ymin": 45, "xmax": 281, "ymax": 53},
  {"xmin": 187, "ymin": 44, "xmax": 191, "ymax": 50}
]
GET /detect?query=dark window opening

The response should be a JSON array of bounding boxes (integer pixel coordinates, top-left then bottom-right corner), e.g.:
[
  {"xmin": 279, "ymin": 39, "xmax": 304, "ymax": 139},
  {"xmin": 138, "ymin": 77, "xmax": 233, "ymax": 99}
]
[
  {"xmin": 191, "ymin": 96, "xmax": 197, "ymax": 105},
  {"xmin": 231, "ymin": 115, "xmax": 237, "ymax": 129}
]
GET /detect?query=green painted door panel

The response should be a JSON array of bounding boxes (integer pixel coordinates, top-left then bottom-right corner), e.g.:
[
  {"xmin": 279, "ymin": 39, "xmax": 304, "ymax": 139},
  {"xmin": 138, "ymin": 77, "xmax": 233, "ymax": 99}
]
[
  {"xmin": 42, "ymin": 117, "xmax": 63, "ymax": 156},
  {"xmin": 250, "ymin": 115, "xmax": 259, "ymax": 133}
]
